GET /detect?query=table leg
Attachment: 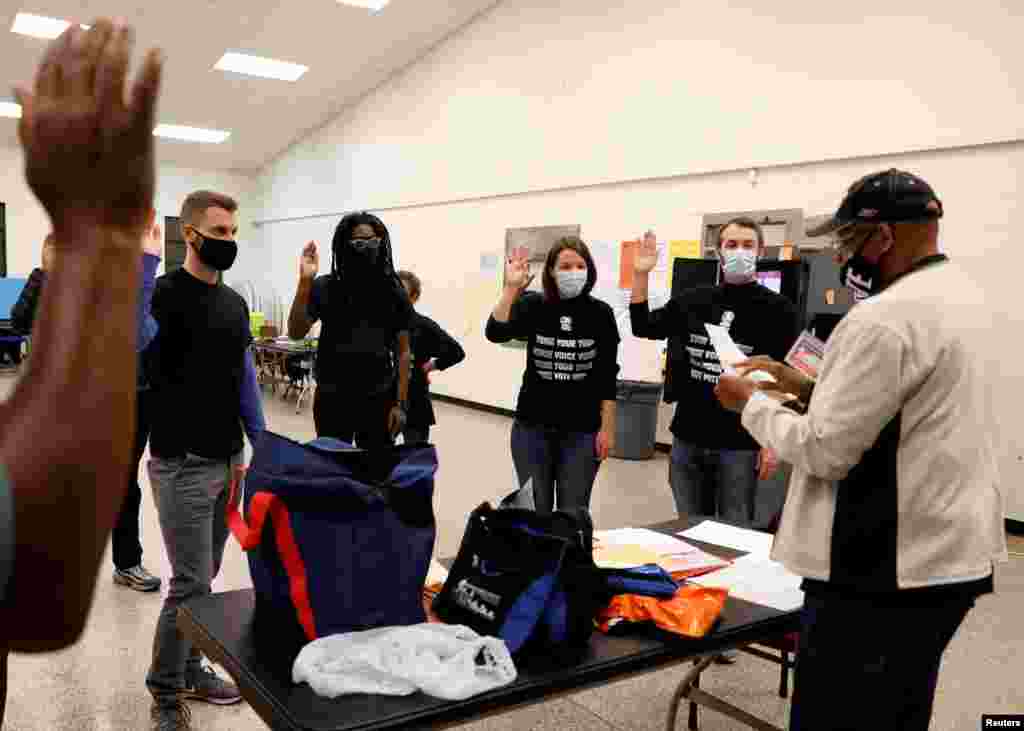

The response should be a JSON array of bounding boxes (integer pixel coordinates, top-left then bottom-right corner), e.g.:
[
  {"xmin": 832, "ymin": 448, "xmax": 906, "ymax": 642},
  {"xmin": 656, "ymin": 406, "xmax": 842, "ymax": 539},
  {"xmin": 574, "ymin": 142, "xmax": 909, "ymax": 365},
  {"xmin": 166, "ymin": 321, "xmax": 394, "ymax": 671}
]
[{"xmin": 665, "ymin": 652, "xmax": 785, "ymax": 731}]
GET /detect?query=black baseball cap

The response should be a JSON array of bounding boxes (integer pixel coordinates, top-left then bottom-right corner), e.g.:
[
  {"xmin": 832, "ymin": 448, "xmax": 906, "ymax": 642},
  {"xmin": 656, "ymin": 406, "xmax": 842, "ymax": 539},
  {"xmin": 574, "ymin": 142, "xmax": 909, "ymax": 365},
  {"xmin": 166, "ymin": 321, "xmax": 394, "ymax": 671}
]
[{"xmin": 807, "ymin": 168, "xmax": 943, "ymax": 237}]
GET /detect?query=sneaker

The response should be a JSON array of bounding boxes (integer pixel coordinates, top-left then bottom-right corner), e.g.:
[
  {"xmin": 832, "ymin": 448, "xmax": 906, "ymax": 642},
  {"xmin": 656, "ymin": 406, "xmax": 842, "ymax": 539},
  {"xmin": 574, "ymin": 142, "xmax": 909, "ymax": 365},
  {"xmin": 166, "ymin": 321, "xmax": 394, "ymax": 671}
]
[
  {"xmin": 113, "ymin": 565, "xmax": 162, "ymax": 592},
  {"xmin": 150, "ymin": 701, "xmax": 192, "ymax": 731},
  {"xmin": 714, "ymin": 650, "xmax": 738, "ymax": 665},
  {"xmin": 180, "ymin": 664, "xmax": 243, "ymax": 705}
]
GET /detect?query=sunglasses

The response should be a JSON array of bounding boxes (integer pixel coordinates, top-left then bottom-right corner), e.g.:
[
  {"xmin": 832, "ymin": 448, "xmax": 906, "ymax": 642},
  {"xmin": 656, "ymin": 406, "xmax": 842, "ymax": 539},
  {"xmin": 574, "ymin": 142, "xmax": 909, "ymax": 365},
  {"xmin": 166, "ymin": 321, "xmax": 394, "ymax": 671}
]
[{"xmin": 350, "ymin": 236, "xmax": 382, "ymax": 251}]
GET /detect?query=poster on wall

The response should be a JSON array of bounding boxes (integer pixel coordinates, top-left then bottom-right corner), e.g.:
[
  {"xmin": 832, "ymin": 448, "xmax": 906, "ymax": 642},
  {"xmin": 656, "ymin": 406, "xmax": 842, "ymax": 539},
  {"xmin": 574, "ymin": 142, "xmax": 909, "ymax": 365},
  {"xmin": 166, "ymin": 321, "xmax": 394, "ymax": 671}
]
[
  {"xmin": 504, "ymin": 225, "xmax": 582, "ymax": 294},
  {"xmin": 499, "ymin": 225, "xmax": 582, "ymax": 347}
]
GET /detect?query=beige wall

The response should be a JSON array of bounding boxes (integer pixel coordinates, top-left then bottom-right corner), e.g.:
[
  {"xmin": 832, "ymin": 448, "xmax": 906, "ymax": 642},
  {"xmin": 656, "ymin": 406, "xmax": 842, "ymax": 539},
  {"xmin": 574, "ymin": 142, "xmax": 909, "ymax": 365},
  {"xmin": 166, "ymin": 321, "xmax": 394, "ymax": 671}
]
[{"xmin": 0, "ymin": 146, "xmax": 258, "ymax": 280}]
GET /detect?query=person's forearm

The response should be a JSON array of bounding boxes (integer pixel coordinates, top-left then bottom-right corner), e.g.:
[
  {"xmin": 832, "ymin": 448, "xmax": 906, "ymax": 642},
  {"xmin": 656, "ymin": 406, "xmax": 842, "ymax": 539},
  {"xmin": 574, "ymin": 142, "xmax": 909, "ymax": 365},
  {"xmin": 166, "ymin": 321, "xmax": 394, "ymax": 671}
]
[
  {"xmin": 1, "ymin": 230, "xmax": 138, "ymax": 651},
  {"xmin": 288, "ymin": 277, "xmax": 314, "ymax": 339},
  {"xmin": 137, "ymin": 253, "xmax": 160, "ymax": 352},
  {"xmin": 434, "ymin": 327, "xmax": 466, "ymax": 370},
  {"xmin": 600, "ymin": 400, "xmax": 616, "ymax": 434},
  {"xmin": 630, "ymin": 271, "xmax": 650, "ymax": 304},
  {"xmin": 239, "ymin": 350, "xmax": 266, "ymax": 445},
  {"xmin": 492, "ymin": 287, "xmax": 520, "ymax": 323}
]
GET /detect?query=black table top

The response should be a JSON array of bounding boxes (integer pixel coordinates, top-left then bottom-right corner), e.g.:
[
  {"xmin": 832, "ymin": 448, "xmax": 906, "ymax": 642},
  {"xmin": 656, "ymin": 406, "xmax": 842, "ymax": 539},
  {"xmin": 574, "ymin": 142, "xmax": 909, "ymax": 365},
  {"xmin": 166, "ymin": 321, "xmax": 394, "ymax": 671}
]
[{"xmin": 180, "ymin": 517, "xmax": 800, "ymax": 731}]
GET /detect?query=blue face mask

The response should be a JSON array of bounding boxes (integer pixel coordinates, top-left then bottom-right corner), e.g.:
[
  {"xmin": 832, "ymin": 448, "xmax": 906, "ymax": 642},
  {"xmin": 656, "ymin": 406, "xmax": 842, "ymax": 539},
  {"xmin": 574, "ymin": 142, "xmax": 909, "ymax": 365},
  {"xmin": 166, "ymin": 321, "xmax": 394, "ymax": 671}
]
[
  {"xmin": 555, "ymin": 269, "xmax": 587, "ymax": 299},
  {"xmin": 721, "ymin": 249, "xmax": 757, "ymax": 284}
]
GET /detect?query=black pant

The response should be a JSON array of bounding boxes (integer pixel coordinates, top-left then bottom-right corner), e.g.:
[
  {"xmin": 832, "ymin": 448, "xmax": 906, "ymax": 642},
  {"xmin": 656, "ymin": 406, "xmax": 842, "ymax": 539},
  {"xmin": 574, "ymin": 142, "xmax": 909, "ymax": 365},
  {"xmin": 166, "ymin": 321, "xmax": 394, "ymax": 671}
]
[
  {"xmin": 402, "ymin": 425, "xmax": 430, "ymax": 445},
  {"xmin": 111, "ymin": 389, "xmax": 150, "ymax": 570},
  {"xmin": 790, "ymin": 592, "xmax": 974, "ymax": 731},
  {"xmin": 313, "ymin": 388, "xmax": 395, "ymax": 450}
]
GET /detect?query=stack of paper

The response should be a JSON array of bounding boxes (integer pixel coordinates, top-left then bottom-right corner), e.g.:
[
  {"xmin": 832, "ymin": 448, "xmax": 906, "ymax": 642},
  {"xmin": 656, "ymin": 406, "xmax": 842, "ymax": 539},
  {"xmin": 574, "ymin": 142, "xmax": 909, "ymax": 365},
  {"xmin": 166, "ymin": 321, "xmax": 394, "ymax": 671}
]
[
  {"xmin": 593, "ymin": 528, "xmax": 730, "ymax": 575},
  {"xmin": 690, "ymin": 554, "xmax": 804, "ymax": 612}
]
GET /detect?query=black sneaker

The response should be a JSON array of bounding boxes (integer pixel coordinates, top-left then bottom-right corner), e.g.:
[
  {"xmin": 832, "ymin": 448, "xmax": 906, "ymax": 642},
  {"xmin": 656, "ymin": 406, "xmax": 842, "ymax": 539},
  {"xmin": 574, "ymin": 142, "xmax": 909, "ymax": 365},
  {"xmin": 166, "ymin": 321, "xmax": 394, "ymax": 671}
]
[
  {"xmin": 114, "ymin": 565, "xmax": 162, "ymax": 592},
  {"xmin": 180, "ymin": 664, "xmax": 243, "ymax": 705},
  {"xmin": 150, "ymin": 701, "xmax": 192, "ymax": 731}
]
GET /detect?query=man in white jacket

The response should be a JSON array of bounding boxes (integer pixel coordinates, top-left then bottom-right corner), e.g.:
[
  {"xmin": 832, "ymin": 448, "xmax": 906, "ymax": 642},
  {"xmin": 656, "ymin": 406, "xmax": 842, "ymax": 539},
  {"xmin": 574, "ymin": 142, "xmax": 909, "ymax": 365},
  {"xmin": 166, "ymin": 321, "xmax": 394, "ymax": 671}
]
[{"xmin": 714, "ymin": 169, "xmax": 1007, "ymax": 731}]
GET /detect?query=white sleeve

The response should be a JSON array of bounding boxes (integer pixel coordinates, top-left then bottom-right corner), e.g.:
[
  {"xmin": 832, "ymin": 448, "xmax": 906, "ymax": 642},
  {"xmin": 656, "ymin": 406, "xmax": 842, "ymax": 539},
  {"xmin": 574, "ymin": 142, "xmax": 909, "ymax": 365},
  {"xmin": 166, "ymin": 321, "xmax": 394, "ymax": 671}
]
[{"xmin": 741, "ymin": 319, "xmax": 908, "ymax": 482}]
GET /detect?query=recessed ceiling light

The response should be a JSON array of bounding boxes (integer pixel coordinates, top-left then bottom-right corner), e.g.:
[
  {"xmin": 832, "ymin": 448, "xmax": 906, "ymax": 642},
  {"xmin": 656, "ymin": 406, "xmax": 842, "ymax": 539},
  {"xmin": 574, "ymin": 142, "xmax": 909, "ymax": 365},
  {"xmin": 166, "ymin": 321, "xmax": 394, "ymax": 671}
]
[
  {"xmin": 337, "ymin": 0, "xmax": 390, "ymax": 11},
  {"xmin": 11, "ymin": 13, "xmax": 88, "ymax": 40},
  {"xmin": 214, "ymin": 52, "xmax": 308, "ymax": 82},
  {"xmin": 0, "ymin": 105, "xmax": 228, "ymax": 144},
  {"xmin": 154, "ymin": 125, "xmax": 231, "ymax": 144}
]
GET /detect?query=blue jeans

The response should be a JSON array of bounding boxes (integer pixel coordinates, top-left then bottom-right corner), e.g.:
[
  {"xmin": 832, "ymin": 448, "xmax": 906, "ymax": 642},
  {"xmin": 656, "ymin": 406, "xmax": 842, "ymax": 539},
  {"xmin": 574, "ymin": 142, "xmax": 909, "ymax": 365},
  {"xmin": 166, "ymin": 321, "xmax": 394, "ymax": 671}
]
[
  {"xmin": 790, "ymin": 593, "xmax": 973, "ymax": 731},
  {"xmin": 510, "ymin": 421, "xmax": 600, "ymax": 515},
  {"xmin": 669, "ymin": 439, "xmax": 758, "ymax": 522}
]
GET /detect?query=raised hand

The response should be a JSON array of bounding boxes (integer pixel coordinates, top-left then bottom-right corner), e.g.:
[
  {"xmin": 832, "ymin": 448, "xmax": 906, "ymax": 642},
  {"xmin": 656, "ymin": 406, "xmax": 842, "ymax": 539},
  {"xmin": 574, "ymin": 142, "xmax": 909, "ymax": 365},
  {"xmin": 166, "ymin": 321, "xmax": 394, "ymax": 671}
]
[
  {"xmin": 634, "ymin": 230, "xmax": 658, "ymax": 274},
  {"xmin": 143, "ymin": 221, "xmax": 163, "ymax": 257},
  {"xmin": 300, "ymin": 241, "xmax": 319, "ymax": 280},
  {"xmin": 15, "ymin": 19, "xmax": 163, "ymax": 240},
  {"xmin": 504, "ymin": 246, "xmax": 534, "ymax": 292}
]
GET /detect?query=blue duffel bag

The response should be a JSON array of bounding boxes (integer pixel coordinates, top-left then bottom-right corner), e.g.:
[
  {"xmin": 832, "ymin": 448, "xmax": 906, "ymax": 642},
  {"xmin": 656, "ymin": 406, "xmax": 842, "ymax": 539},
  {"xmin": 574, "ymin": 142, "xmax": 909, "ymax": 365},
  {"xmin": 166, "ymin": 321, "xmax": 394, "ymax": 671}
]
[{"xmin": 227, "ymin": 432, "xmax": 437, "ymax": 658}]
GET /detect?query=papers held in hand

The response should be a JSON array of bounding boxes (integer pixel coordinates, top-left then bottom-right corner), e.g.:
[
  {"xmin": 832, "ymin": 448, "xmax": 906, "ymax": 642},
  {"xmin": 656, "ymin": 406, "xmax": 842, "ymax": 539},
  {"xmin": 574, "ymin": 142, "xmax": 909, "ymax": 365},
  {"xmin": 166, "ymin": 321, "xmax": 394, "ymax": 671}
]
[{"xmin": 704, "ymin": 324, "xmax": 775, "ymax": 383}]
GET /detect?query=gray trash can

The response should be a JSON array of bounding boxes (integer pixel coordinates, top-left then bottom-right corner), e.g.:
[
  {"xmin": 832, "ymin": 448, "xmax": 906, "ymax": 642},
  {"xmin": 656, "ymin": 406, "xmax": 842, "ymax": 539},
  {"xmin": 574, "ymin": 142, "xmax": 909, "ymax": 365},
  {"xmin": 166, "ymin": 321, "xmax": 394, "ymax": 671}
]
[{"xmin": 611, "ymin": 380, "xmax": 663, "ymax": 460}]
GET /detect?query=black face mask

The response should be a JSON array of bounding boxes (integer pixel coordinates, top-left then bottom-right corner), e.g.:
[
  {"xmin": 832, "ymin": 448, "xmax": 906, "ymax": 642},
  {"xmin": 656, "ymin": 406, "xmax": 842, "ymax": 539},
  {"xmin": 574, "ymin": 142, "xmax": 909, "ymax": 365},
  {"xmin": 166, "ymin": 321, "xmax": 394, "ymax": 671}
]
[
  {"xmin": 191, "ymin": 230, "xmax": 238, "ymax": 272},
  {"xmin": 839, "ymin": 246, "xmax": 882, "ymax": 302}
]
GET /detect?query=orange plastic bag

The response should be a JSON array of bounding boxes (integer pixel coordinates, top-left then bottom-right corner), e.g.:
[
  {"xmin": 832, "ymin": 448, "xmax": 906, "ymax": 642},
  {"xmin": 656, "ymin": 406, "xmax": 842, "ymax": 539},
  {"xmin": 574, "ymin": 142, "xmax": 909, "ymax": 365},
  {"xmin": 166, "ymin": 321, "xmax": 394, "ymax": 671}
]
[{"xmin": 596, "ymin": 584, "xmax": 728, "ymax": 639}]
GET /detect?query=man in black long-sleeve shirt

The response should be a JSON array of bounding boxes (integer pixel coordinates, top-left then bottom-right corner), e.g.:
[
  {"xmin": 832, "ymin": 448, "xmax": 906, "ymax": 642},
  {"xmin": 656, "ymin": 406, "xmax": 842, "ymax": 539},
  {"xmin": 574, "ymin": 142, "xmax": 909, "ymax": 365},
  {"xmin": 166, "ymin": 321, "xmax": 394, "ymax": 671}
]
[
  {"xmin": 630, "ymin": 220, "xmax": 800, "ymax": 525},
  {"xmin": 397, "ymin": 271, "xmax": 466, "ymax": 444}
]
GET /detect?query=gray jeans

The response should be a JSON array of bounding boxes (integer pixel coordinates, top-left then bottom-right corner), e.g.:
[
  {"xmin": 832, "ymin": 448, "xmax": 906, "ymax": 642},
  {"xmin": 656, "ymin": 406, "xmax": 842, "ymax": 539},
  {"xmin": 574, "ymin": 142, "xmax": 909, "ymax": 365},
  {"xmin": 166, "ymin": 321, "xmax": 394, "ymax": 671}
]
[{"xmin": 146, "ymin": 451, "xmax": 241, "ymax": 704}]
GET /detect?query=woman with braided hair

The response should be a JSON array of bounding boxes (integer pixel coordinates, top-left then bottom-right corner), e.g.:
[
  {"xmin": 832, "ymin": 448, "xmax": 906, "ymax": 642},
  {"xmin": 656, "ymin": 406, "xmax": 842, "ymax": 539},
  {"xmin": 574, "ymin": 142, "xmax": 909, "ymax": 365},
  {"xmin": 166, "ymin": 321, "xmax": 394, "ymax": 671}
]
[{"xmin": 288, "ymin": 212, "xmax": 413, "ymax": 449}]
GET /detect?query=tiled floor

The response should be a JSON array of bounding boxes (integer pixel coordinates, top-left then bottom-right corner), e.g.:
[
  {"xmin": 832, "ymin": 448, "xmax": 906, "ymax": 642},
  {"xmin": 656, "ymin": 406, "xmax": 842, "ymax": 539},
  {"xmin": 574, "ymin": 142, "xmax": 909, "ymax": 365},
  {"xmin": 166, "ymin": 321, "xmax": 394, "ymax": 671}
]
[{"xmin": 2, "ymin": 379, "xmax": 1022, "ymax": 729}]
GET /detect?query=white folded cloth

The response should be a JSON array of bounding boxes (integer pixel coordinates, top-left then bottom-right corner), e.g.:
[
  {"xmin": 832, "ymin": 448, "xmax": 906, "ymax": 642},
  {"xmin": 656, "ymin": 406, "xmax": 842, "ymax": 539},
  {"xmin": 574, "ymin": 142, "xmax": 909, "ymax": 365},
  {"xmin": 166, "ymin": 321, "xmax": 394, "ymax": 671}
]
[{"xmin": 293, "ymin": 624, "xmax": 517, "ymax": 701}]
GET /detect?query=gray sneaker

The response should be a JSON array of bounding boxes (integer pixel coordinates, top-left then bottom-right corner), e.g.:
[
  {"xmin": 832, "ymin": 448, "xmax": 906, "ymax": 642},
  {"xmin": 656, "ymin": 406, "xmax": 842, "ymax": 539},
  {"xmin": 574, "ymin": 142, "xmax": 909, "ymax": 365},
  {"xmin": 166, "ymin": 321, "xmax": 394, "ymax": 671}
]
[
  {"xmin": 150, "ymin": 701, "xmax": 192, "ymax": 731},
  {"xmin": 113, "ymin": 564, "xmax": 162, "ymax": 592},
  {"xmin": 180, "ymin": 664, "xmax": 243, "ymax": 705}
]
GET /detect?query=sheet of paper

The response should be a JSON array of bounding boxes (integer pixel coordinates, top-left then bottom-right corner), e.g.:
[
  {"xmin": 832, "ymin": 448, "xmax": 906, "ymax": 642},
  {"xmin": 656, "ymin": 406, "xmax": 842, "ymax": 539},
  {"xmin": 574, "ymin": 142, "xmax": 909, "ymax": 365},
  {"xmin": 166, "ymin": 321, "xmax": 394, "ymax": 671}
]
[
  {"xmin": 704, "ymin": 324, "xmax": 775, "ymax": 382},
  {"xmin": 594, "ymin": 529, "xmax": 729, "ymax": 573},
  {"xmin": 691, "ymin": 554, "xmax": 804, "ymax": 611},
  {"xmin": 595, "ymin": 528, "xmax": 696, "ymax": 552},
  {"xmin": 677, "ymin": 520, "xmax": 775, "ymax": 558}
]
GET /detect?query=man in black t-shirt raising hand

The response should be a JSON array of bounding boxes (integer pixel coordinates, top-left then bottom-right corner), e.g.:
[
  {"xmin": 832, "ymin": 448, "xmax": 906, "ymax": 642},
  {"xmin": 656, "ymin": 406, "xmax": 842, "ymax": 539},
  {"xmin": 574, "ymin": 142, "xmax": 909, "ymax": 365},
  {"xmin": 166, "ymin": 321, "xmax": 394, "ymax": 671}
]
[{"xmin": 630, "ymin": 220, "xmax": 799, "ymax": 525}]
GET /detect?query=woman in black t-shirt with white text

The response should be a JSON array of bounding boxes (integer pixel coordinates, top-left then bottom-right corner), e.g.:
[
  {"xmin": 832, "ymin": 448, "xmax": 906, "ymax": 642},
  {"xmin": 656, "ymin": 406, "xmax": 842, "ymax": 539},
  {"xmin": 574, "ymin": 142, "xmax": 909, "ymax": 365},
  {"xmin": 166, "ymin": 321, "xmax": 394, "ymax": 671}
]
[{"xmin": 486, "ymin": 237, "xmax": 620, "ymax": 514}]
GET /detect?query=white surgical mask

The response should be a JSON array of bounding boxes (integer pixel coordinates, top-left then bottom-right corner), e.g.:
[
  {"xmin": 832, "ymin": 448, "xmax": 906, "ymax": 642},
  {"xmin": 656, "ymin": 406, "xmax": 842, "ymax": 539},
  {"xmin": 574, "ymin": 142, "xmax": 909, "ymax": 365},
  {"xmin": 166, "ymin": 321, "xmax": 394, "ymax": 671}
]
[
  {"xmin": 721, "ymin": 249, "xmax": 757, "ymax": 284},
  {"xmin": 555, "ymin": 269, "xmax": 587, "ymax": 299}
]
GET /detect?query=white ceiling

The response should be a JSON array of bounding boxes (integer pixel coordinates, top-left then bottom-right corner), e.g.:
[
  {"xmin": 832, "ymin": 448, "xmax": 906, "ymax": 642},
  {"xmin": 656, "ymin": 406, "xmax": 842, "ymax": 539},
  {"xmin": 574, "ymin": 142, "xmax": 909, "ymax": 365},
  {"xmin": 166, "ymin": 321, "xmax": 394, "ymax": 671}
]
[{"xmin": 0, "ymin": 0, "xmax": 498, "ymax": 173}]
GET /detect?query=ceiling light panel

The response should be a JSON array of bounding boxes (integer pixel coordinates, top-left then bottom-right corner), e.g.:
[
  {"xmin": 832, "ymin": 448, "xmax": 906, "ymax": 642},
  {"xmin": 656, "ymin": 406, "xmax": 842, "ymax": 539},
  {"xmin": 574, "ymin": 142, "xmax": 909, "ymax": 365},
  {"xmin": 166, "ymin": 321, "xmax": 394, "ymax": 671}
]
[
  {"xmin": 0, "ymin": 101, "xmax": 22, "ymax": 119},
  {"xmin": 154, "ymin": 125, "xmax": 231, "ymax": 144},
  {"xmin": 11, "ymin": 12, "xmax": 87, "ymax": 39},
  {"xmin": 214, "ymin": 52, "xmax": 308, "ymax": 82},
  {"xmin": 337, "ymin": 0, "xmax": 390, "ymax": 11}
]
